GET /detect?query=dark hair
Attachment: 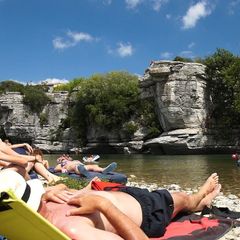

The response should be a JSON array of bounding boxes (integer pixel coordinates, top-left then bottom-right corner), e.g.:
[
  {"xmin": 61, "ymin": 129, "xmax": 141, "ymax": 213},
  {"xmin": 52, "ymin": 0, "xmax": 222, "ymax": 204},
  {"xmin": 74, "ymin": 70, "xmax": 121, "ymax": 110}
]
[{"xmin": 32, "ymin": 148, "xmax": 43, "ymax": 157}]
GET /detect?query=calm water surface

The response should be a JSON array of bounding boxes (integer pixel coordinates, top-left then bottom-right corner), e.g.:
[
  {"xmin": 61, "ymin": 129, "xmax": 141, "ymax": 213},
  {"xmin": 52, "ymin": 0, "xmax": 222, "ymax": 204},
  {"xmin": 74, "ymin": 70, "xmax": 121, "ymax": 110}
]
[{"xmin": 45, "ymin": 154, "xmax": 240, "ymax": 197}]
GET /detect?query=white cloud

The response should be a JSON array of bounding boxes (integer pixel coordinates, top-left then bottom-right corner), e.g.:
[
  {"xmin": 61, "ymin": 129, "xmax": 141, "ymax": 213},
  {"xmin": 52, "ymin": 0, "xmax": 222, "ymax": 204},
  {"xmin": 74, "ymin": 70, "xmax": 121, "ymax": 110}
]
[
  {"xmin": 125, "ymin": 0, "xmax": 142, "ymax": 9},
  {"xmin": 180, "ymin": 50, "xmax": 194, "ymax": 58},
  {"xmin": 53, "ymin": 31, "xmax": 96, "ymax": 50},
  {"xmin": 117, "ymin": 42, "xmax": 133, "ymax": 57},
  {"xmin": 103, "ymin": 0, "xmax": 112, "ymax": 5},
  {"xmin": 160, "ymin": 51, "xmax": 173, "ymax": 59},
  {"xmin": 228, "ymin": 0, "xmax": 240, "ymax": 15},
  {"xmin": 108, "ymin": 42, "xmax": 134, "ymax": 57},
  {"xmin": 166, "ymin": 14, "xmax": 171, "ymax": 19},
  {"xmin": 67, "ymin": 31, "xmax": 94, "ymax": 42},
  {"xmin": 182, "ymin": 1, "xmax": 212, "ymax": 29},
  {"xmin": 188, "ymin": 42, "xmax": 195, "ymax": 49},
  {"xmin": 53, "ymin": 37, "xmax": 73, "ymax": 50},
  {"xmin": 125, "ymin": 0, "xmax": 168, "ymax": 11},
  {"xmin": 40, "ymin": 78, "xmax": 69, "ymax": 85},
  {"xmin": 151, "ymin": 0, "xmax": 168, "ymax": 11}
]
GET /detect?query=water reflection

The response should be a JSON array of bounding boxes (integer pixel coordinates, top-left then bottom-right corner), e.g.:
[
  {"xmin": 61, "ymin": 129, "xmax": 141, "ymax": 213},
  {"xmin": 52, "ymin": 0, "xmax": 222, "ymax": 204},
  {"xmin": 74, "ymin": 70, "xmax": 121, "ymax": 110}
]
[{"xmin": 45, "ymin": 154, "xmax": 240, "ymax": 197}]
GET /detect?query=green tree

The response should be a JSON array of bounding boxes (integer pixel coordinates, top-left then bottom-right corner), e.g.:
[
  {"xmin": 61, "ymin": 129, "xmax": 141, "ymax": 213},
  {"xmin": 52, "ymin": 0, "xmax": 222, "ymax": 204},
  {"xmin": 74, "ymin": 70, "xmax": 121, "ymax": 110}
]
[
  {"xmin": 23, "ymin": 85, "xmax": 50, "ymax": 114},
  {"xmin": 204, "ymin": 48, "xmax": 239, "ymax": 125},
  {"xmin": 53, "ymin": 78, "xmax": 85, "ymax": 93},
  {"xmin": 173, "ymin": 56, "xmax": 193, "ymax": 62},
  {"xmin": 71, "ymin": 72, "xmax": 140, "ymax": 141},
  {"xmin": 0, "ymin": 80, "xmax": 24, "ymax": 94},
  {"xmin": 223, "ymin": 58, "xmax": 240, "ymax": 112}
]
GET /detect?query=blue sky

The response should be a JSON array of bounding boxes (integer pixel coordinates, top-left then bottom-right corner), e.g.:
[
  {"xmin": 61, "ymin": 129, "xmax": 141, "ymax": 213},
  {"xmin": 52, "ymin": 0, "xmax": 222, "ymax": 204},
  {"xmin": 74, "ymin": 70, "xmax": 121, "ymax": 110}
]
[{"xmin": 0, "ymin": 0, "xmax": 240, "ymax": 84}]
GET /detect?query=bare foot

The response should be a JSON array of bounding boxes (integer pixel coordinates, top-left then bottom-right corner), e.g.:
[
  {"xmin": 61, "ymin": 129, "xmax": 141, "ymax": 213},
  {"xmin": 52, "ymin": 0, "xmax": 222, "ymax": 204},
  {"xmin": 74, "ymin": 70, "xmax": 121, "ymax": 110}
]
[
  {"xmin": 195, "ymin": 184, "xmax": 222, "ymax": 211},
  {"xmin": 198, "ymin": 173, "xmax": 219, "ymax": 197}
]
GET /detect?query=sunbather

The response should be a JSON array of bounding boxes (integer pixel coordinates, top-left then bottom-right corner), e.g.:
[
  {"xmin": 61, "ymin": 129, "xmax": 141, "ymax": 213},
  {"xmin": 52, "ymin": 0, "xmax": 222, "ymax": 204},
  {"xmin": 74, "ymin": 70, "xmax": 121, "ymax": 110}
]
[
  {"xmin": 54, "ymin": 155, "xmax": 117, "ymax": 178},
  {"xmin": 0, "ymin": 139, "xmax": 59, "ymax": 183},
  {"xmin": 0, "ymin": 169, "xmax": 221, "ymax": 240},
  {"xmin": 4, "ymin": 139, "xmax": 34, "ymax": 154}
]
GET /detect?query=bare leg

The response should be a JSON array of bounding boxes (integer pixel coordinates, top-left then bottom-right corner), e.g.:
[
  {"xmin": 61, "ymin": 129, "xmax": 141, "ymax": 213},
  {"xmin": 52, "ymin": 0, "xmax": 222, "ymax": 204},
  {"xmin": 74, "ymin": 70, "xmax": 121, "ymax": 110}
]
[
  {"xmin": 85, "ymin": 165, "xmax": 104, "ymax": 172},
  {"xmin": 194, "ymin": 184, "xmax": 222, "ymax": 212},
  {"xmin": 171, "ymin": 173, "xmax": 219, "ymax": 218},
  {"xmin": 34, "ymin": 162, "xmax": 61, "ymax": 183}
]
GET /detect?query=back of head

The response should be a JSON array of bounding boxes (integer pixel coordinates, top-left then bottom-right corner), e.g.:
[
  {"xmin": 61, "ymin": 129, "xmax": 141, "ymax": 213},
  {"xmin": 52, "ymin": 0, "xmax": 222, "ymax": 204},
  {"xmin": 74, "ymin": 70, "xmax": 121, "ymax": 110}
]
[
  {"xmin": 32, "ymin": 148, "xmax": 43, "ymax": 157},
  {"xmin": 0, "ymin": 169, "xmax": 45, "ymax": 211}
]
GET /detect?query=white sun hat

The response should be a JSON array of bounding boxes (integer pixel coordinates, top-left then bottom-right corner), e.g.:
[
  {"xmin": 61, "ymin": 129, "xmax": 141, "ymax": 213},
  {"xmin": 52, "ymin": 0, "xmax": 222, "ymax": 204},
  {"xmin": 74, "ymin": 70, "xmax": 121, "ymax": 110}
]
[{"xmin": 0, "ymin": 169, "xmax": 45, "ymax": 211}]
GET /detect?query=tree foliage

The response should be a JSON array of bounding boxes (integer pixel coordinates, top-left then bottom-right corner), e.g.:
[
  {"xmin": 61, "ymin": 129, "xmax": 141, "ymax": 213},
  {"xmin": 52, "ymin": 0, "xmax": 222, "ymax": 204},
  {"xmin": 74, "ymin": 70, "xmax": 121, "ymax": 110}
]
[
  {"xmin": 22, "ymin": 85, "xmax": 50, "ymax": 114},
  {"xmin": 71, "ymin": 72, "xmax": 140, "ymax": 139},
  {"xmin": 173, "ymin": 56, "xmax": 193, "ymax": 62},
  {"xmin": 204, "ymin": 48, "xmax": 240, "ymax": 126},
  {"xmin": 0, "ymin": 81, "xmax": 50, "ymax": 114},
  {"xmin": 0, "ymin": 80, "xmax": 25, "ymax": 94},
  {"xmin": 53, "ymin": 78, "xmax": 84, "ymax": 93}
]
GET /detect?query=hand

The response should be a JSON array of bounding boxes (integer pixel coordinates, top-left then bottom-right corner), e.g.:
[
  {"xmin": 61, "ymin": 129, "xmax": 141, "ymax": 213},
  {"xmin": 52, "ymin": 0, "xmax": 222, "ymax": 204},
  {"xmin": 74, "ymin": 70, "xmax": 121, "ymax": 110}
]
[
  {"xmin": 42, "ymin": 188, "xmax": 75, "ymax": 204},
  {"xmin": 24, "ymin": 143, "xmax": 33, "ymax": 153},
  {"xmin": 66, "ymin": 194, "xmax": 109, "ymax": 216}
]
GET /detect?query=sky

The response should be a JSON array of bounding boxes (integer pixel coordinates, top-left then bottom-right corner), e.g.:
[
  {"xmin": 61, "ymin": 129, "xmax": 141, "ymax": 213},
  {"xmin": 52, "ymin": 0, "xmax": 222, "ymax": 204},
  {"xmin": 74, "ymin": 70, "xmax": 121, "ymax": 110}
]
[{"xmin": 0, "ymin": 0, "xmax": 240, "ymax": 84}]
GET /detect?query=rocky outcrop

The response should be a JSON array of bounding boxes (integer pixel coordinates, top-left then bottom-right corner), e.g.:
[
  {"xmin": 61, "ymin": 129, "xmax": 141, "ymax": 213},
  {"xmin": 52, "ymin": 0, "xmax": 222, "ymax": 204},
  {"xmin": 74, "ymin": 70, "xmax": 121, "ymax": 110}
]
[
  {"xmin": 139, "ymin": 61, "xmax": 210, "ymax": 153},
  {"xmin": 140, "ymin": 61, "xmax": 239, "ymax": 154},
  {"xmin": 0, "ymin": 91, "xmax": 77, "ymax": 153},
  {"xmin": 1, "ymin": 61, "xmax": 238, "ymax": 154}
]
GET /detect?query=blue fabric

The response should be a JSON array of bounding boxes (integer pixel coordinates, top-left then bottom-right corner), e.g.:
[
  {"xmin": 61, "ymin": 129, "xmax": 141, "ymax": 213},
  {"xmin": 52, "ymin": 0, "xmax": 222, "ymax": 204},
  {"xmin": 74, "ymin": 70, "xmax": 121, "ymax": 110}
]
[
  {"xmin": 48, "ymin": 167, "xmax": 127, "ymax": 184},
  {"xmin": 13, "ymin": 147, "xmax": 27, "ymax": 155}
]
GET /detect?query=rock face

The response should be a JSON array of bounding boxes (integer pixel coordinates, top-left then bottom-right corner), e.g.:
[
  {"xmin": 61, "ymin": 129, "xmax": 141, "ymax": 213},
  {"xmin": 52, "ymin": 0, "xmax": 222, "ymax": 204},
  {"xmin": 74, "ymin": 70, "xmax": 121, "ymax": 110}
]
[
  {"xmin": 0, "ymin": 91, "xmax": 77, "ymax": 153},
  {"xmin": 140, "ymin": 61, "xmax": 211, "ymax": 154},
  {"xmin": 1, "ymin": 61, "xmax": 238, "ymax": 154}
]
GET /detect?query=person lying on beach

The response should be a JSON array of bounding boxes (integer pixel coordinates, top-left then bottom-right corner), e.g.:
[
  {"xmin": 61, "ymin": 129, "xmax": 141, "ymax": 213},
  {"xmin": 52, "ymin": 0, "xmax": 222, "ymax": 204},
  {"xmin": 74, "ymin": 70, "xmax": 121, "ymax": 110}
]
[
  {"xmin": 32, "ymin": 148, "xmax": 50, "ymax": 169},
  {"xmin": 0, "ymin": 139, "xmax": 59, "ymax": 183},
  {"xmin": 0, "ymin": 169, "xmax": 222, "ymax": 240},
  {"xmin": 54, "ymin": 156, "xmax": 117, "ymax": 178},
  {"xmin": 4, "ymin": 139, "xmax": 33, "ymax": 154}
]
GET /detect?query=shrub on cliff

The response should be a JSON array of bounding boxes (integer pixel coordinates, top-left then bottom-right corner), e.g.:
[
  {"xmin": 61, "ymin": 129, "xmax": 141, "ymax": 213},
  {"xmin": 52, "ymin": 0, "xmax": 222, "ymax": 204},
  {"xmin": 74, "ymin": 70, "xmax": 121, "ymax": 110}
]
[
  {"xmin": 0, "ymin": 80, "xmax": 24, "ymax": 94},
  {"xmin": 53, "ymin": 78, "xmax": 84, "ymax": 93},
  {"xmin": 71, "ymin": 71, "xmax": 140, "ymax": 139},
  {"xmin": 23, "ymin": 85, "xmax": 50, "ymax": 114},
  {"xmin": 69, "ymin": 71, "xmax": 162, "ymax": 143}
]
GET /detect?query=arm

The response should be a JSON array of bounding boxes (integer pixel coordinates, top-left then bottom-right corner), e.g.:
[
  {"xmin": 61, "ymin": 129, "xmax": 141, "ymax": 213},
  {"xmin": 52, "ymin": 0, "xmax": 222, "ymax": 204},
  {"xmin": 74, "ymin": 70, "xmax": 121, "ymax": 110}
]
[
  {"xmin": 10, "ymin": 143, "xmax": 33, "ymax": 153},
  {"xmin": 0, "ymin": 141, "xmax": 21, "ymax": 156},
  {"xmin": 0, "ymin": 151, "xmax": 42, "ymax": 166},
  {"xmin": 67, "ymin": 195, "xmax": 149, "ymax": 240}
]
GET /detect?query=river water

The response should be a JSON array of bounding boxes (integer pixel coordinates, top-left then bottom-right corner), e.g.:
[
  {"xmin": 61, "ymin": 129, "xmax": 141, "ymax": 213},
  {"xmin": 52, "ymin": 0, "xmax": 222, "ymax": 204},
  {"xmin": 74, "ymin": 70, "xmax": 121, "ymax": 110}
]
[{"xmin": 45, "ymin": 154, "xmax": 240, "ymax": 197}]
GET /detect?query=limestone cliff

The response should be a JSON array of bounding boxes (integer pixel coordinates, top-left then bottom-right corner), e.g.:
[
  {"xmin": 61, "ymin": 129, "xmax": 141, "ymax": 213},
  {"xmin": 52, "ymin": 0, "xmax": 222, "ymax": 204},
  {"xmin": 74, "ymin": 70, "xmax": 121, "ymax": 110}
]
[
  {"xmin": 0, "ymin": 91, "xmax": 77, "ymax": 153},
  {"xmin": 140, "ymin": 61, "xmax": 238, "ymax": 154},
  {"xmin": 0, "ymin": 61, "xmax": 238, "ymax": 154}
]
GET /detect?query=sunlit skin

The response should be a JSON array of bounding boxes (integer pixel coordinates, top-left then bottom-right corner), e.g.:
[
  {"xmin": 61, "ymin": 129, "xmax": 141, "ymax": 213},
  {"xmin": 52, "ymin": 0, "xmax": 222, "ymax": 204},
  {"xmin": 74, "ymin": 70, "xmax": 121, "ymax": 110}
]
[{"xmin": 38, "ymin": 173, "xmax": 220, "ymax": 240}]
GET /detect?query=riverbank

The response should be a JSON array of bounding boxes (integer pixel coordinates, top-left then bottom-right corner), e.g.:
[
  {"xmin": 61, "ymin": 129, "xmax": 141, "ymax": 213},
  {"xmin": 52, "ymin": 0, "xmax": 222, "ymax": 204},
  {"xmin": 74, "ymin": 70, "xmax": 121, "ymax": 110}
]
[{"xmin": 127, "ymin": 179, "xmax": 240, "ymax": 240}]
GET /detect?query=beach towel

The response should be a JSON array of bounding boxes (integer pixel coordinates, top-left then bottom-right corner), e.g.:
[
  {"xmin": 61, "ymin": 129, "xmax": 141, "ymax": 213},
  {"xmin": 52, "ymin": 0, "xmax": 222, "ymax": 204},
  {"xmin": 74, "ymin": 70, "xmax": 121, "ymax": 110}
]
[
  {"xmin": 91, "ymin": 181, "xmax": 234, "ymax": 240},
  {"xmin": 152, "ymin": 213, "xmax": 233, "ymax": 240}
]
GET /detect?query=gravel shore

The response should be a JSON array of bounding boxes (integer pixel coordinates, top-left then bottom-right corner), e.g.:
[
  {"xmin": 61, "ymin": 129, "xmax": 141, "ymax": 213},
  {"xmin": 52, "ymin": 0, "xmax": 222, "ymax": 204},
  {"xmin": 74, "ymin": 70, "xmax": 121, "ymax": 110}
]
[{"xmin": 127, "ymin": 179, "xmax": 240, "ymax": 240}]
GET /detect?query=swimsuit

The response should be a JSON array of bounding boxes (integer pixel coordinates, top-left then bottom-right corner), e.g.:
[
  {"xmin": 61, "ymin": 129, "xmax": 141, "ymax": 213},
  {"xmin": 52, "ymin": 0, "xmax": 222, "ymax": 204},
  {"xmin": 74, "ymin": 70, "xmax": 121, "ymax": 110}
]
[{"xmin": 120, "ymin": 187, "xmax": 174, "ymax": 238}]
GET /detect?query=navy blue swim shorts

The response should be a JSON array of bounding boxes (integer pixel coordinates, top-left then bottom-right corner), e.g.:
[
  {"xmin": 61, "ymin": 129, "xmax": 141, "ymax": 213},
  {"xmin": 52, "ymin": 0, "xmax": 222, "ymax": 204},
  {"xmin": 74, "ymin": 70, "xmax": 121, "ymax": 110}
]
[{"xmin": 120, "ymin": 187, "xmax": 174, "ymax": 237}]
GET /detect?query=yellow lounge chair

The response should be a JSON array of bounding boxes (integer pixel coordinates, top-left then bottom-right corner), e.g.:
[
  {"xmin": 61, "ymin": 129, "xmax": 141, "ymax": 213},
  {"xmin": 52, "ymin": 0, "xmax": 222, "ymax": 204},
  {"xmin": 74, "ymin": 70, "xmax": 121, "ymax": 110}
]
[{"xmin": 0, "ymin": 190, "xmax": 70, "ymax": 240}]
